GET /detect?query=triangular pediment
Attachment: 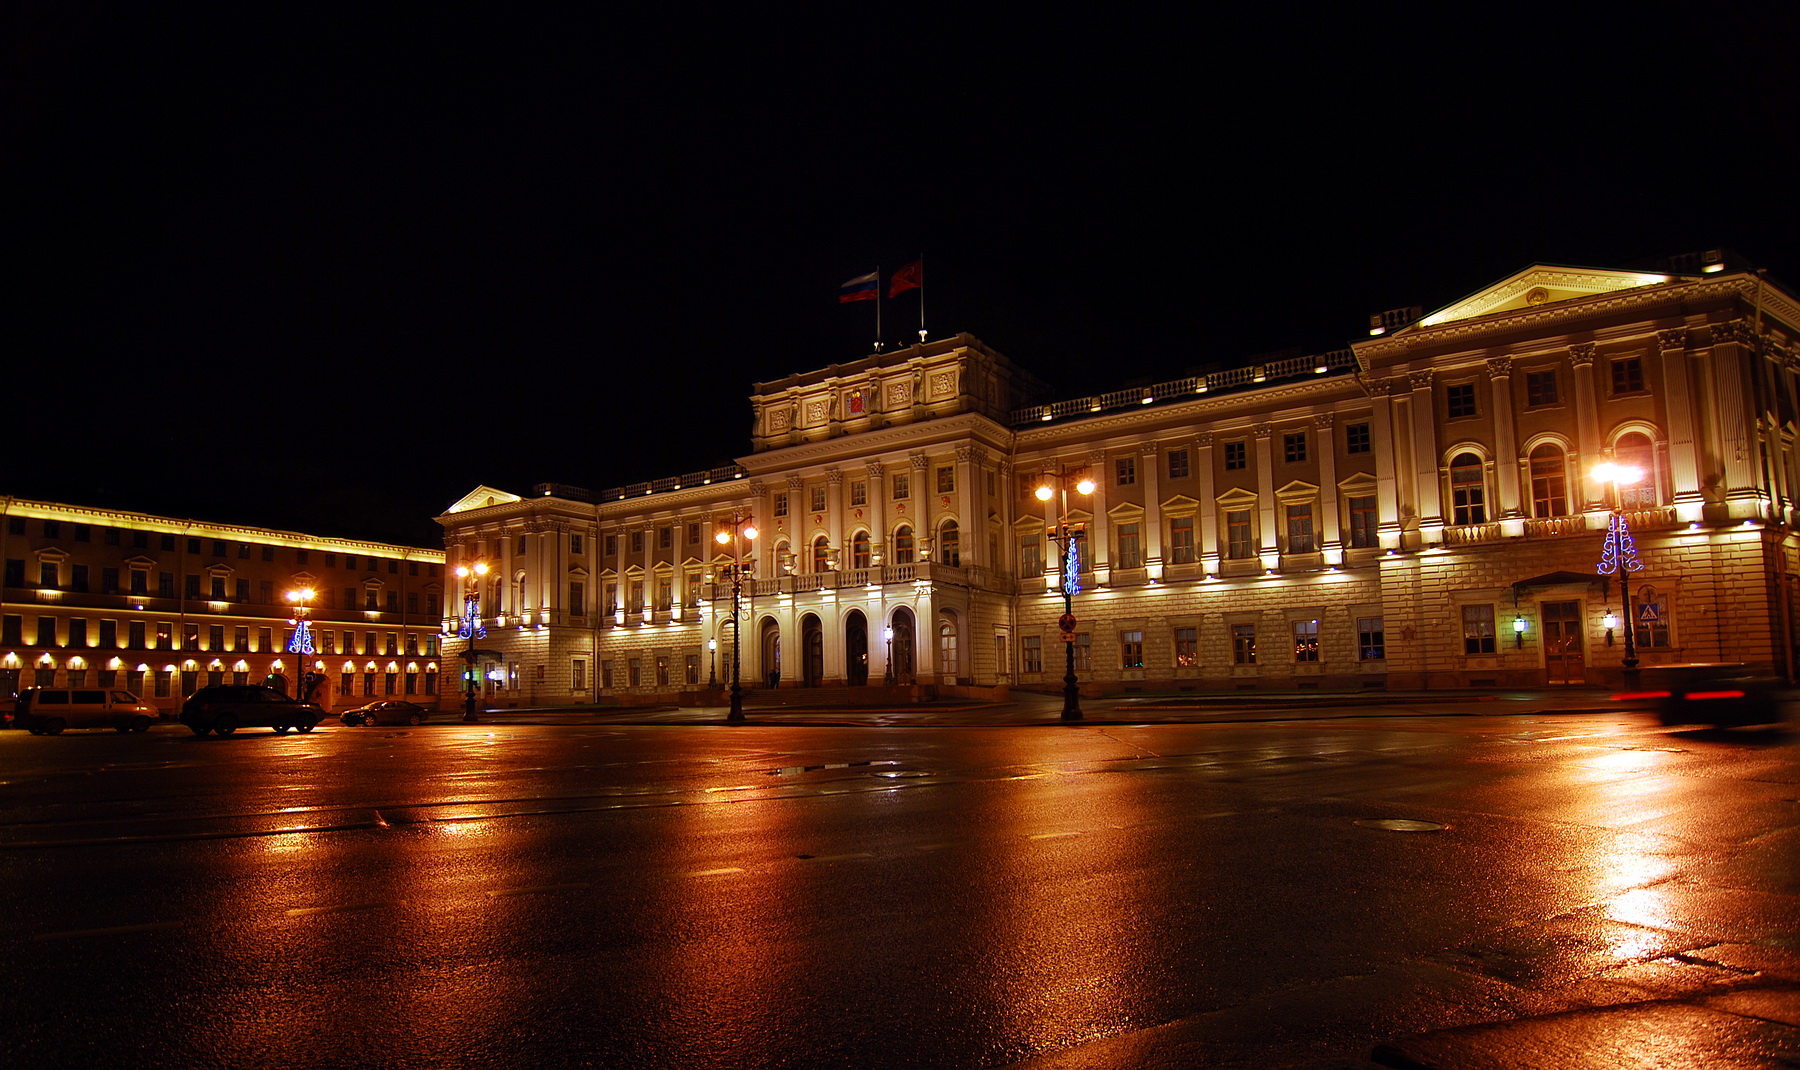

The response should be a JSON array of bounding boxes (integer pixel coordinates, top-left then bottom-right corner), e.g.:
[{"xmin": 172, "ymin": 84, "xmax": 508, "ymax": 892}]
[
  {"xmin": 445, "ymin": 485, "xmax": 523, "ymax": 515},
  {"xmin": 1416, "ymin": 264, "xmax": 1678, "ymax": 330}
]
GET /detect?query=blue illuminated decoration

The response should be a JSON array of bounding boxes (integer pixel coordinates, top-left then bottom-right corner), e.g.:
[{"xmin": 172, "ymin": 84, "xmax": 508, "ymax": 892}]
[
  {"xmin": 1062, "ymin": 531, "xmax": 1082, "ymax": 598},
  {"xmin": 286, "ymin": 617, "xmax": 315, "ymax": 655},
  {"xmin": 1596, "ymin": 513, "xmax": 1643, "ymax": 576},
  {"xmin": 458, "ymin": 593, "xmax": 487, "ymax": 640}
]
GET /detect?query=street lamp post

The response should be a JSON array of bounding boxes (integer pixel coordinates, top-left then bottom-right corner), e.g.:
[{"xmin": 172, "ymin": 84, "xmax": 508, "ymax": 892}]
[
  {"xmin": 715, "ymin": 513, "xmax": 758, "ymax": 724},
  {"xmin": 883, "ymin": 625, "xmax": 895, "ymax": 687},
  {"xmin": 1593, "ymin": 463, "xmax": 1646, "ymax": 686},
  {"xmin": 1036, "ymin": 472, "xmax": 1096, "ymax": 721},
  {"xmin": 708, "ymin": 637, "xmax": 718, "ymax": 689},
  {"xmin": 283, "ymin": 587, "xmax": 316, "ymax": 699},
  {"xmin": 455, "ymin": 561, "xmax": 490, "ymax": 722}
]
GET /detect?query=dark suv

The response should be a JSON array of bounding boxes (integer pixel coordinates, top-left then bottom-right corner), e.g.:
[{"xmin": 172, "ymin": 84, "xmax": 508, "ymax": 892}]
[{"xmin": 180, "ymin": 685, "xmax": 323, "ymax": 736}]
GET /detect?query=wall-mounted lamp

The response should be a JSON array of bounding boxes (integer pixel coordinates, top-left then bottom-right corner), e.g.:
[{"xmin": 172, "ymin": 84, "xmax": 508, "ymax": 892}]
[
  {"xmin": 1603, "ymin": 609, "xmax": 1618, "ymax": 646},
  {"xmin": 1513, "ymin": 614, "xmax": 1527, "ymax": 648}
]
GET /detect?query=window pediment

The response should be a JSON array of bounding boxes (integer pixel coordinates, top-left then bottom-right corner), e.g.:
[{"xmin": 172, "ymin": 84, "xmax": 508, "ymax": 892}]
[
  {"xmin": 1216, "ymin": 487, "xmax": 1258, "ymax": 509},
  {"xmin": 1275, "ymin": 480, "xmax": 1320, "ymax": 504}
]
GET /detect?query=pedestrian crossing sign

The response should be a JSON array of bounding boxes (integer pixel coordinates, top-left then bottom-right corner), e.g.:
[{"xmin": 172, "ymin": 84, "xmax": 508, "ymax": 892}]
[{"xmin": 1638, "ymin": 602, "xmax": 1660, "ymax": 623}]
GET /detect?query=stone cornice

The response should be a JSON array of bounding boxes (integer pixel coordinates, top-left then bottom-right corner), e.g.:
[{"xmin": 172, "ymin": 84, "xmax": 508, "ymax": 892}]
[
  {"xmin": 1013, "ymin": 376, "xmax": 1355, "ymax": 449},
  {"xmin": 0, "ymin": 496, "xmax": 446, "ymax": 558},
  {"xmin": 1354, "ymin": 276, "xmax": 1793, "ymax": 364},
  {"xmin": 741, "ymin": 411, "xmax": 1015, "ymax": 472}
]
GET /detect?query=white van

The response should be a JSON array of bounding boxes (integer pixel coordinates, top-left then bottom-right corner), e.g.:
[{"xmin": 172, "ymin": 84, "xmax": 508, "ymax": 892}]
[{"xmin": 15, "ymin": 688, "xmax": 158, "ymax": 735}]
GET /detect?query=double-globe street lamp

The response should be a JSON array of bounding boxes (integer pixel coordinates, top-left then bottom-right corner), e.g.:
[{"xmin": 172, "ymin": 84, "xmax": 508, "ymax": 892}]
[
  {"xmin": 714, "ymin": 513, "xmax": 758, "ymax": 724},
  {"xmin": 1036, "ymin": 472, "xmax": 1096, "ymax": 721},
  {"xmin": 1593, "ymin": 462, "xmax": 1646, "ymax": 685},
  {"xmin": 283, "ymin": 587, "xmax": 316, "ymax": 700},
  {"xmin": 454, "ymin": 560, "xmax": 490, "ymax": 722}
]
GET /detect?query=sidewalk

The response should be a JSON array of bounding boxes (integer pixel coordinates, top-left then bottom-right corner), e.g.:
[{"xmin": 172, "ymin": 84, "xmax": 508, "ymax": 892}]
[{"xmin": 464, "ymin": 687, "xmax": 1631, "ymax": 728}]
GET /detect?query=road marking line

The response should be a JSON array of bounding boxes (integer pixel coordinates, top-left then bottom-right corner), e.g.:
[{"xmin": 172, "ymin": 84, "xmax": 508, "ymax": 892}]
[
  {"xmin": 286, "ymin": 902, "xmax": 387, "ymax": 917},
  {"xmin": 1029, "ymin": 831, "xmax": 1082, "ymax": 840},
  {"xmin": 802, "ymin": 852, "xmax": 873, "ymax": 862},
  {"xmin": 683, "ymin": 867, "xmax": 745, "ymax": 878},
  {"xmin": 487, "ymin": 883, "xmax": 591, "ymax": 898},
  {"xmin": 34, "ymin": 921, "xmax": 183, "ymax": 941}
]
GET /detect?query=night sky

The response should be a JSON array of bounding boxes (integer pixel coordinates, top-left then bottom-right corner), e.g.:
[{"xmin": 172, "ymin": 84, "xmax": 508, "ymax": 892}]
[{"xmin": 12, "ymin": 6, "xmax": 1797, "ymax": 547}]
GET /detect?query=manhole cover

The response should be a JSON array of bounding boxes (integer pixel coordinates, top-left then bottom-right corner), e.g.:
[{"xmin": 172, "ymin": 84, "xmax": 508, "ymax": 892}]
[{"xmin": 1355, "ymin": 818, "xmax": 1447, "ymax": 832}]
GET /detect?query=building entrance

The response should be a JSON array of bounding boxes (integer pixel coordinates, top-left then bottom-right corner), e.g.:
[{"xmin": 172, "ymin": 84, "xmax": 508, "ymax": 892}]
[{"xmin": 1543, "ymin": 600, "xmax": 1585, "ymax": 684}]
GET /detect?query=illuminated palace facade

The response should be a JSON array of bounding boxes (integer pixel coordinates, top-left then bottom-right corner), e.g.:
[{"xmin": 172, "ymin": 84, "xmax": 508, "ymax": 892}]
[
  {"xmin": 0, "ymin": 499, "xmax": 448, "ymax": 712},
  {"xmin": 439, "ymin": 257, "xmax": 1800, "ymax": 704}
]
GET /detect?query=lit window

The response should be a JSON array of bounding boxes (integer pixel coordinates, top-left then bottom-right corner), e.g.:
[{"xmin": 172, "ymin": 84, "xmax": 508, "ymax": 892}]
[
  {"xmin": 1285, "ymin": 504, "xmax": 1315, "ymax": 553},
  {"xmin": 1450, "ymin": 453, "xmax": 1486, "ymax": 525},
  {"xmin": 1529, "ymin": 444, "xmax": 1569, "ymax": 517},
  {"xmin": 1120, "ymin": 630, "xmax": 1144, "ymax": 669},
  {"xmin": 1462, "ymin": 604, "xmax": 1496, "ymax": 655},
  {"xmin": 1232, "ymin": 624, "xmax": 1256, "ymax": 665},
  {"xmin": 1174, "ymin": 627, "xmax": 1198, "ymax": 667},
  {"xmin": 1167, "ymin": 517, "xmax": 1195, "ymax": 564},
  {"xmin": 1358, "ymin": 617, "xmax": 1385, "ymax": 660},
  {"xmin": 1292, "ymin": 620, "xmax": 1319, "ymax": 662},
  {"xmin": 1348, "ymin": 496, "xmax": 1378, "ymax": 548}
]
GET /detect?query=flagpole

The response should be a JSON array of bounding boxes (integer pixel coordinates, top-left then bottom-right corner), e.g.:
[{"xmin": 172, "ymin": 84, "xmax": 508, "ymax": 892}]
[
  {"xmin": 874, "ymin": 264, "xmax": 883, "ymax": 353},
  {"xmin": 917, "ymin": 254, "xmax": 926, "ymax": 343}
]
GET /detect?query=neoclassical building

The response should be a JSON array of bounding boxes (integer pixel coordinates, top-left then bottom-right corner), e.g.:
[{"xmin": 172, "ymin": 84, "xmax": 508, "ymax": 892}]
[
  {"xmin": 438, "ymin": 254, "xmax": 1800, "ymax": 704},
  {"xmin": 1, "ymin": 499, "xmax": 448, "ymax": 713}
]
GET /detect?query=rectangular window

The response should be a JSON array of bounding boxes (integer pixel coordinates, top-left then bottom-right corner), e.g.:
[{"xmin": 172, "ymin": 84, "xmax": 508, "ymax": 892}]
[
  {"xmin": 1358, "ymin": 617, "xmax": 1386, "ymax": 660},
  {"xmin": 99, "ymin": 619, "xmax": 117, "ymax": 648},
  {"xmin": 1346, "ymin": 422, "xmax": 1371, "ymax": 454},
  {"xmin": 1226, "ymin": 510, "xmax": 1254, "ymax": 559},
  {"xmin": 604, "ymin": 534, "xmax": 618, "ymax": 557},
  {"xmin": 1348, "ymin": 496, "xmax": 1378, "ymax": 548},
  {"xmin": 102, "ymin": 567, "xmax": 119, "ymax": 594},
  {"xmin": 262, "ymin": 546, "xmax": 273, "ymax": 562},
  {"xmin": 155, "ymin": 670, "xmax": 171, "ymax": 698},
  {"xmin": 364, "ymin": 672, "xmax": 376, "ymax": 697},
  {"xmin": 1115, "ymin": 457, "xmax": 1136, "ymax": 486},
  {"xmin": 892, "ymin": 473, "xmax": 911, "ymax": 500},
  {"xmin": 75, "ymin": 524, "xmax": 90, "ymax": 542},
  {"xmin": 1168, "ymin": 517, "xmax": 1195, "ymax": 564},
  {"xmin": 601, "ymin": 661, "xmax": 614, "ymax": 689},
  {"xmin": 1073, "ymin": 633, "xmax": 1091, "ymax": 673},
  {"xmin": 655, "ymin": 655, "xmax": 670, "ymax": 686},
  {"xmin": 184, "ymin": 574, "xmax": 201, "ymax": 599},
  {"xmin": 259, "ymin": 627, "xmax": 273, "ymax": 653},
  {"xmin": 572, "ymin": 658, "xmax": 588, "ymax": 692},
  {"xmin": 234, "ymin": 626, "xmax": 248, "ymax": 651},
  {"xmin": 71, "ymin": 565, "xmax": 88, "ymax": 592},
  {"xmin": 1611, "ymin": 357, "xmax": 1645, "ymax": 394},
  {"xmin": 37, "ymin": 616, "xmax": 57, "ymax": 646},
  {"xmin": 1120, "ymin": 630, "xmax": 1144, "ymax": 669},
  {"xmin": 1462, "ymin": 604, "xmax": 1497, "ymax": 655},
  {"xmin": 1167, "ymin": 449, "xmax": 1189, "ymax": 480},
  {"xmin": 2, "ymin": 614, "xmax": 22, "ymax": 646},
  {"xmin": 627, "ymin": 658, "xmax": 642, "ymax": 688},
  {"xmin": 67, "ymin": 618, "xmax": 87, "ymax": 648},
  {"xmin": 208, "ymin": 624, "xmax": 223, "ymax": 651},
  {"xmin": 569, "ymin": 581, "xmax": 585, "ymax": 615},
  {"xmin": 129, "ymin": 621, "xmax": 145, "ymax": 649},
  {"xmin": 1174, "ymin": 626, "xmax": 1198, "ymax": 667},
  {"xmin": 1292, "ymin": 620, "xmax": 1319, "ymax": 662},
  {"xmin": 937, "ymin": 466, "xmax": 955, "ymax": 494},
  {"xmin": 208, "ymin": 575, "xmax": 225, "ymax": 599},
  {"xmin": 156, "ymin": 622, "xmax": 172, "ymax": 650},
  {"xmin": 659, "ymin": 526, "xmax": 673, "ymax": 549},
  {"xmin": 810, "ymin": 487, "xmax": 827, "ymax": 512},
  {"xmin": 1022, "ymin": 635, "xmax": 1043, "ymax": 673},
  {"xmin": 630, "ymin": 530, "xmax": 645, "ymax": 553},
  {"xmin": 1283, "ymin": 432, "xmax": 1307, "ymax": 463},
  {"xmin": 4, "ymin": 558, "xmax": 23, "ymax": 588},
  {"xmin": 40, "ymin": 562, "xmax": 59, "ymax": 588},
  {"xmin": 1224, "ymin": 441, "xmax": 1247, "ymax": 470},
  {"xmin": 1117, "ymin": 523, "xmax": 1141, "ymax": 568},
  {"xmin": 773, "ymin": 493, "xmax": 789, "ymax": 517},
  {"xmin": 1285, "ymin": 503, "xmax": 1315, "ymax": 553},
  {"xmin": 1232, "ymin": 624, "xmax": 1256, "ymax": 665},
  {"xmin": 655, "ymin": 578, "xmax": 672, "ymax": 612},
  {"xmin": 684, "ymin": 655, "xmax": 699, "ymax": 685},
  {"xmin": 1526, "ymin": 370, "xmax": 1559, "ymax": 406},
  {"xmin": 1020, "ymin": 534, "xmax": 1043, "ymax": 577},
  {"xmin": 1446, "ymin": 382, "xmax": 1478, "ymax": 418},
  {"xmin": 850, "ymin": 480, "xmax": 867, "ymax": 506},
  {"xmin": 629, "ymin": 580, "xmax": 644, "ymax": 613}
]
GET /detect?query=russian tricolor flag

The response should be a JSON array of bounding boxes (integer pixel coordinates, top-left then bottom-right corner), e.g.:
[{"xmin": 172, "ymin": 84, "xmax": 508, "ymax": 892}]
[{"xmin": 838, "ymin": 271, "xmax": 879, "ymax": 303}]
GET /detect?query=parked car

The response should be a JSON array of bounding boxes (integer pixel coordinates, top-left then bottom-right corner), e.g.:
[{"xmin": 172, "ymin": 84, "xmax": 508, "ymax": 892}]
[
  {"xmin": 15, "ymin": 688, "xmax": 158, "ymax": 735},
  {"xmin": 180, "ymin": 685, "xmax": 322, "ymax": 736},
  {"xmin": 1616, "ymin": 666, "xmax": 1787, "ymax": 728},
  {"xmin": 341, "ymin": 700, "xmax": 428, "ymax": 726}
]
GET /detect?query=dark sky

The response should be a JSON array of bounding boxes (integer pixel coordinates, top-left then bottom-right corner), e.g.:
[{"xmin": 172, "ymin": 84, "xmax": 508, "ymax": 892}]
[{"xmin": 11, "ymin": 6, "xmax": 1797, "ymax": 546}]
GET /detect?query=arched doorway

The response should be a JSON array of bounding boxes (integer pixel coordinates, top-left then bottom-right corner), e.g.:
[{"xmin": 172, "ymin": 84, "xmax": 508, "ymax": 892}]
[
  {"xmin": 759, "ymin": 616, "xmax": 782, "ymax": 689},
  {"xmin": 801, "ymin": 614, "xmax": 824, "ymax": 687},
  {"xmin": 845, "ymin": 610, "xmax": 869, "ymax": 686},
  {"xmin": 891, "ymin": 606, "xmax": 916, "ymax": 684}
]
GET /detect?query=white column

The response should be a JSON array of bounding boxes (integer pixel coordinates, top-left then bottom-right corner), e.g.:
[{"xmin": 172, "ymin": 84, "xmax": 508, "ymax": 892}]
[
  {"xmin": 1408, "ymin": 371, "xmax": 1443, "ymax": 533},
  {"xmin": 1197, "ymin": 433, "xmax": 1220, "ymax": 573},
  {"xmin": 1086, "ymin": 449, "xmax": 1110, "ymax": 584},
  {"xmin": 1315, "ymin": 414, "xmax": 1341, "ymax": 561},
  {"xmin": 1141, "ymin": 442, "xmax": 1163, "ymax": 576},
  {"xmin": 1488, "ymin": 357, "xmax": 1521, "ymax": 519},
  {"xmin": 1571, "ymin": 344, "xmax": 1605, "ymax": 510},
  {"xmin": 1254, "ymin": 425, "xmax": 1277, "ymax": 565}
]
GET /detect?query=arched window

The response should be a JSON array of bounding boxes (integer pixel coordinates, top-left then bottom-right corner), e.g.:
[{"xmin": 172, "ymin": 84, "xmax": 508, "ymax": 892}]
[
  {"xmin": 812, "ymin": 535, "xmax": 831, "ymax": 573},
  {"xmin": 851, "ymin": 530, "xmax": 871, "ymax": 569},
  {"xmin": 514, "ymin": 571, "xmax": 530, "ymax": 616},
  {"xmin": 939, "ymin": 620, "xmax": 958, "ymax": 676},
  {"xmin": 894, "ymin": 525, "xmax": 915, "ymax": 564},
  {"xmin": 1450, "ymin": 453, "xmax": 1486, "ymax": 525},
  {"xmin": 1529, "ymin": 444, "xmax": 1568, "ymax": 518},
  {"xmin": 1616, "ymin": 432, "xmax": 1658, "ymax": 510},
  {"xmin": 939, "ymin": 520, "xmax": 960, "ymax": 567},
  {"xmin": 774, "ymin": 540, "xmax": 791, "ymax": 573}
]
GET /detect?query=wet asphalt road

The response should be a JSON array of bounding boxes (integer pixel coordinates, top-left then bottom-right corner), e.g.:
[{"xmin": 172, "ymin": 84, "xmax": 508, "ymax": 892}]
[{"xmin": 2, "ymin": 710, "xmax": 1795, "ymax": 1069}]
